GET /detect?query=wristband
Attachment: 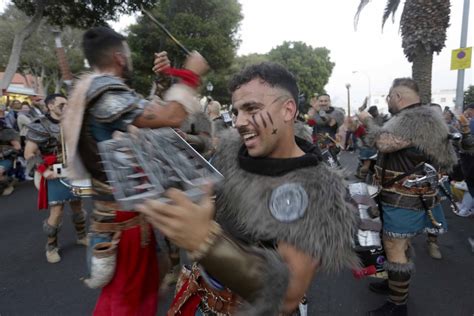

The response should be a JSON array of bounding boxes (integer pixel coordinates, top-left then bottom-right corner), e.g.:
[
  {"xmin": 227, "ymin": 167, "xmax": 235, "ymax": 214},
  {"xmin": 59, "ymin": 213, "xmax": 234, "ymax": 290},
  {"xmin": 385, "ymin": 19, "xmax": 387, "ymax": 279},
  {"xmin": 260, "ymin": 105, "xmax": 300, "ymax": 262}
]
[
  {"xmin": 164, "ymin": 83, "xmax": 201, "ymax": 114},
  {"xmin": 187, "ymin": 221, "xmax": 222, "ymax": 261},
  {"xmin": 162, "ymin": 67, "xmax": 201, "ymax": 89}
]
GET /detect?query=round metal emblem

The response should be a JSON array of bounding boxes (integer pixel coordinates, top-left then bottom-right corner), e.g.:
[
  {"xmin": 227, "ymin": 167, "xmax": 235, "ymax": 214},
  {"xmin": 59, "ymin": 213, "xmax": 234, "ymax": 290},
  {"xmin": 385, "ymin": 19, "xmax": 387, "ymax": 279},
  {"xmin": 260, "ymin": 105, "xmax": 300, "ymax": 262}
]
[{"xmin": 269, "ymin": 183, "xmax": 308, "ymax": 222}]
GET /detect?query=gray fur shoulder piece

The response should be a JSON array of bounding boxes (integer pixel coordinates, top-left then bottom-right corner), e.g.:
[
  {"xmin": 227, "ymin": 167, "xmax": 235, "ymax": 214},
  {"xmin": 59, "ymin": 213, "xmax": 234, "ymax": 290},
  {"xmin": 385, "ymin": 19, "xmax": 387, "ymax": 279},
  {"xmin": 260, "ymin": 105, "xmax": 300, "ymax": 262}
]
[
  {"xmin": 331, "ymin": 107, "xmax": 346, "ymax": 126},
  {"xmin": 294, "ymin": 120, "xmax": 312, "ymax": 143},
  {"xmin": 381, "ymin": 105, "xmax": 457, "ymax": 169},
  {"xmin": 213, "ymin": 130, "xmax": 359, "ymax": 273},
  {"xmin": 181, "ymin": 110, "xmax": 212, "ymax": 134}
]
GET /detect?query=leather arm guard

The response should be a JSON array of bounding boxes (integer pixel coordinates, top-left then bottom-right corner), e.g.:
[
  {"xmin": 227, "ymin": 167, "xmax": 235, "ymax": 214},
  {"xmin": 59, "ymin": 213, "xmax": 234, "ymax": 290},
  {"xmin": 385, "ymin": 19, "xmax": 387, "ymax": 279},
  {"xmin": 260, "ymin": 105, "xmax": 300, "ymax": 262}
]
[{"xmin": 198, "ymin": 231, "xmax": 289, "ymax": 314}]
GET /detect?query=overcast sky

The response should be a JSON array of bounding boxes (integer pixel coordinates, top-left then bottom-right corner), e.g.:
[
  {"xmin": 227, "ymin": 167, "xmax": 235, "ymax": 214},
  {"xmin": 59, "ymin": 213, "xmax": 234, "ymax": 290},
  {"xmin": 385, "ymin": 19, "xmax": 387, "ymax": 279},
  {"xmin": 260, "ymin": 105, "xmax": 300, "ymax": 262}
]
[
  {"xmin": 236, "ymin": 0, "xmax": 474, "ymax": 108},
  {"xmin": 1, "ymin": 0, "xmax": 472, "ymax": 108}
]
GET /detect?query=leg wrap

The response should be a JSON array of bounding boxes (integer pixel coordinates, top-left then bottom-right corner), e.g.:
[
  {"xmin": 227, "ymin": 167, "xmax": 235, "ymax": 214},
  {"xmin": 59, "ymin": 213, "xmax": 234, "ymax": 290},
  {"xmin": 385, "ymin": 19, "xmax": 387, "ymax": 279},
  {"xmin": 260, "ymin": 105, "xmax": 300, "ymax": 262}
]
[
  {"xmin": 72, "ymin": 210, "xmax": 87, "ymax": 239},
  {"xmin": 384, "ymin": 261, "xmax": 414, "ymax": 305},
  {"xmin": 427, "ymin": 232, "xmax": 438, "ymax": 242},
  {"xmin": 43, "ymin": 220, "xmax": 60, "ymax": 251}
]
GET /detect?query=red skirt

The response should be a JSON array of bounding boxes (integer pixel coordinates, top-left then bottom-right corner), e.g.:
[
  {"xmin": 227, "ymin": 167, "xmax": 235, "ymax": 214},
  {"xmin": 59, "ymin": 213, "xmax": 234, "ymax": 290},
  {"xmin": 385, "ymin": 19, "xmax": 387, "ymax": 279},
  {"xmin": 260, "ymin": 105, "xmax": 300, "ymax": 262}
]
[{"xmin": 93, "ymin": 211, "xmax": 159, "ymax": 316}]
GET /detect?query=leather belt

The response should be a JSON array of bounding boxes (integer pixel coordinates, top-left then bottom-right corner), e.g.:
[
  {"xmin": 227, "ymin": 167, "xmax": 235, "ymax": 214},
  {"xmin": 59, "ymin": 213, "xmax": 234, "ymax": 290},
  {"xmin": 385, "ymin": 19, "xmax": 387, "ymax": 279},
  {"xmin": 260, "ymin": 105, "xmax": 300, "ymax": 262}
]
[
  {"xmin": 168, "ymin": 265, "xmax": 240, "ymax": 315},
  {"xmin": 90, "ymin": 214, "xmax": 150, "ymax": 247},
  {"xmin": 93, "ymin": 200, "xmax": 121, "ymax": 212},
  {"xmin": 374, "ymin": 166, "xmax": 436, "ymax": 195},
  {"xmin": 389, "ymin": 183, "xmax": 435, "ymax": 195}
]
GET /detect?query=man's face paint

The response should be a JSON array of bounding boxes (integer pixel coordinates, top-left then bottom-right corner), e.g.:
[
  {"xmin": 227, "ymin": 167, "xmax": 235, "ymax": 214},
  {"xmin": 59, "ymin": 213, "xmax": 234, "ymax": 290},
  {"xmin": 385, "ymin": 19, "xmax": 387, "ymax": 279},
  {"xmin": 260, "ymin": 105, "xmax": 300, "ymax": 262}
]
[{"xmin": 232, "ymin": 79, "xmax": 292, "ymax": 158}]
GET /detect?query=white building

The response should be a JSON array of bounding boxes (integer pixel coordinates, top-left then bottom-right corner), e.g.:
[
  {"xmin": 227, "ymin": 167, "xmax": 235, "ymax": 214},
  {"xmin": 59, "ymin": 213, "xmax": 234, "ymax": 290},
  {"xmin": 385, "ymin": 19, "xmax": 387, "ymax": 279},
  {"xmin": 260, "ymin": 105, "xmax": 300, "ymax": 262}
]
[{"xmin": 371, "ymin": 89, "xmax": 456, "ymax": 114}]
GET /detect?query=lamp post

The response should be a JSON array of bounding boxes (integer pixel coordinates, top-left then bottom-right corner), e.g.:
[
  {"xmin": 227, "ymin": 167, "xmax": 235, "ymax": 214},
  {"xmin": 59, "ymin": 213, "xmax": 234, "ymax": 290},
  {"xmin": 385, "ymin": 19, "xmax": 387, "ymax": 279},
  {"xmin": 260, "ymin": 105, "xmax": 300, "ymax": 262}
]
[
  {"xmin": 346, "ymin": 83, "xmax": 352, "ymax": 116},
  {"xmin": 455, "ymin": 0, "xmax": 471, "ymax": 113},
  {"xmin": 206, "ymin": 81, "xmax": 214, "ymax": 97},
  {"xmin": 352, "ymin": 70, "xmax": 372, "ymax": 106}
]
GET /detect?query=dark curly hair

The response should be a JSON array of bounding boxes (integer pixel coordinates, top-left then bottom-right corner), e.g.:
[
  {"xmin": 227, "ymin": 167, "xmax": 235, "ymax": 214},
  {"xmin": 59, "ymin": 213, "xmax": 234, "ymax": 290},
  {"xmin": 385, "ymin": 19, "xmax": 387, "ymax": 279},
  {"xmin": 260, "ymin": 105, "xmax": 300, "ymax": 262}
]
[{"xmin": 228, "ymin": 62, "xmax": 299, "ymax": 106}]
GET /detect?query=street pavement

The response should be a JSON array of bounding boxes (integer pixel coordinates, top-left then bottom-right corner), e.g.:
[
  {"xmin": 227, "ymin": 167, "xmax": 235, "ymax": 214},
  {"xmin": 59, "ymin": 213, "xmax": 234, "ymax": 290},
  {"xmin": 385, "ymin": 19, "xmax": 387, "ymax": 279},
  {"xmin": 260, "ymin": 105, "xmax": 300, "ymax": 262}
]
[{"xmin": 0, "ymin": 151, "xmax": 473, "ymax": 315}]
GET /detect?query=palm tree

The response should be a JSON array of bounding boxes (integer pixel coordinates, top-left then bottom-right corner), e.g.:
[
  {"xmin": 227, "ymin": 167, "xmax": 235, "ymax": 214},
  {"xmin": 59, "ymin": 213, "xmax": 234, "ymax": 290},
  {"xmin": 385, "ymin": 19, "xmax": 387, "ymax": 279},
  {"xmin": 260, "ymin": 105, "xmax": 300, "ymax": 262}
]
[{"xmin": 354, "ymin": 0, "xmax": 451, "ymax": 104}]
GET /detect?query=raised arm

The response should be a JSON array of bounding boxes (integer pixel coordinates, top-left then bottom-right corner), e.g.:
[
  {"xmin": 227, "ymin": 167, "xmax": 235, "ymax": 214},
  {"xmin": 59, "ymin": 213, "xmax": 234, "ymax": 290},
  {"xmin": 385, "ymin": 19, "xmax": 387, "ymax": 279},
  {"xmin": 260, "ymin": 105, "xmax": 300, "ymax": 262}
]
[{"xmin": 133, "ymin": 51, "xmax": 209, "ymax": 129}]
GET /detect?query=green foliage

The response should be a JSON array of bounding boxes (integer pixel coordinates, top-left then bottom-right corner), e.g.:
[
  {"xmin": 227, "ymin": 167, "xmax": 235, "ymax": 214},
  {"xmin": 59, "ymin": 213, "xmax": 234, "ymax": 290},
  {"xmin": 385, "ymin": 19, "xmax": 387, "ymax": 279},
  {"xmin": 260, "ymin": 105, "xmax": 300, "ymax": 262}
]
[
  {"xmin": 0, "ymin": 5, "xmax": 85, "ymax": 93},
  {"xmin": 465, "ymin": 85, "xmax": 474, "ymax": 106},
  {"xmin": 267, "ymin": 41, "xmax": 335, "ymax": 111},
  {"xmin": 204, "ymin": 54, "xmax": 269, "ymax": 104},
  {"xmin": 127, "ymin": 0, "xmax": 242, "ymax": 100},
  {"xmin": 12, "ymin": 0, "xmax": 156, "ymax": 28}
]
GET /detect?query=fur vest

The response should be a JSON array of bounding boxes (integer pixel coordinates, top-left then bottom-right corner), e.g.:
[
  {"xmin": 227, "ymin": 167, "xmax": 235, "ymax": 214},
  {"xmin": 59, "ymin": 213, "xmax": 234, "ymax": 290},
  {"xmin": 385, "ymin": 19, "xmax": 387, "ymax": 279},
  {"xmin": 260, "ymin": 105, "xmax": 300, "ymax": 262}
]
[{"xmin": 212, "ymin": 130, "xmax": 358, "ymax": 273}]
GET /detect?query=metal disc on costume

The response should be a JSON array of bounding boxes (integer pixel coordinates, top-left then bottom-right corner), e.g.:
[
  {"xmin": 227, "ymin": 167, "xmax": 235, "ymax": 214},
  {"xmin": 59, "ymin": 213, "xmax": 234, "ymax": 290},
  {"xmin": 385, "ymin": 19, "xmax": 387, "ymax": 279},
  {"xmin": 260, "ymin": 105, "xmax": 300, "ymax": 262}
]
[{"xmin": 269, "ymin": 183, "xmax": 308, "ymax": 222}]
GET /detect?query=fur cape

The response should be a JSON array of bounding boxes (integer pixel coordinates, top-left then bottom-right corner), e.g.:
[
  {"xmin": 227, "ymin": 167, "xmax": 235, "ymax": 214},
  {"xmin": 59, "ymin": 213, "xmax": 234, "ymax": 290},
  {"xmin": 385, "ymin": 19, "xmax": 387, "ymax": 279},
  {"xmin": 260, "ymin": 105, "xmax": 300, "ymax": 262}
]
[
  {"xmin": 213, "ymin": 130, "xmax": 359, "ymax": 272},
  {"xmin": 180, "ymin": 111, "xmax": 212, "ymax": 135},
  {"xmin": 294, "ymin": 120, "xmax": 313, "ymax": 143},
  {"xmin": 367, "ymin": 105, "xmax": 457, "ymax": 171},
  {"xmin": 63, "ymin": 72, "xmax": 103, "ymax": 179}
]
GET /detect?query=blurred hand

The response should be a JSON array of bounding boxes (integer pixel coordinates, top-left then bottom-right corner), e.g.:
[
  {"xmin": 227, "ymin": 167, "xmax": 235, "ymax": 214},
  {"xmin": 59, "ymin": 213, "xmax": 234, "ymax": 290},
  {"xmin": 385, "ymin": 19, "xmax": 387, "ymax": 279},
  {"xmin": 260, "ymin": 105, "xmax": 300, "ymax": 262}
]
[
  {"xmin": 358, "ymin": 111, "xmax": 371, "ymax": 123},
  {"xmin": 136, "ymin": 186, "xmax": 215, "ymax": 252},
  {"xmin": 174, "ymin": 129, "xmax": 187, "ymax": 140},
  {"xmin": 152, "ymin": 51, "xmax": 171, "ymax": 74},
  {"xmin": 183, "ymin": 51, "xmax": 209, "ymax": 76},
  {"xmin": 43, "ymin": 169, "xmax": 56, "ymax": 180}
]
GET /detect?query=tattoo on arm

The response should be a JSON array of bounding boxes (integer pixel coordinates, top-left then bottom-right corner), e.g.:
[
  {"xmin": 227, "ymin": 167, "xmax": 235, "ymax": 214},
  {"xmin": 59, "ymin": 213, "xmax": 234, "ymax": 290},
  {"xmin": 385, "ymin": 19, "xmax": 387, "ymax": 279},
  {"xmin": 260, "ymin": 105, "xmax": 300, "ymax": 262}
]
[
  {"xmin": 142, "ymin": 107, "xmax": 158, "ymax": 121},
  {"xmin": 376, "ymin": 132, "xmax": 411, "ymax": 153},
  {"xmin": 144, "ymin": 114, "xmax": 157, "ymax": 120}
]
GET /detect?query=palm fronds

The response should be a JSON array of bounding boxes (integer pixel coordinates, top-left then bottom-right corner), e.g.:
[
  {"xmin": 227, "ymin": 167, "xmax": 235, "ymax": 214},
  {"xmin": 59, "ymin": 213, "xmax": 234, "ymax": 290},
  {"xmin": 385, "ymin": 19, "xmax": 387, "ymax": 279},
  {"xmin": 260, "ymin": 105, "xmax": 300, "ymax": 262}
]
[
  {"xmin": 354, "ymin": 0, "xmax": 370, "ymax": 31},
  {"xmin": 382, "ymin": 0, "xmax": 401, "ymax": 29}
]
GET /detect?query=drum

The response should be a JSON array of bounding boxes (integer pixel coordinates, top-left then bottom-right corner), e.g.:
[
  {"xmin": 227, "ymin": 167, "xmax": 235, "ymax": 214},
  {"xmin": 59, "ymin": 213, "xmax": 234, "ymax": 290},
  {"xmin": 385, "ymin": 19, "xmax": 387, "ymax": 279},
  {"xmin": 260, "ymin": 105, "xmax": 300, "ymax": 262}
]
[
  {"xmin": 34, "ymin": 164, "xmax": 67, "ymax": 190},
  {"xmin": 60, "ymin": 178, "xmax": 94, "ymax": 197}
]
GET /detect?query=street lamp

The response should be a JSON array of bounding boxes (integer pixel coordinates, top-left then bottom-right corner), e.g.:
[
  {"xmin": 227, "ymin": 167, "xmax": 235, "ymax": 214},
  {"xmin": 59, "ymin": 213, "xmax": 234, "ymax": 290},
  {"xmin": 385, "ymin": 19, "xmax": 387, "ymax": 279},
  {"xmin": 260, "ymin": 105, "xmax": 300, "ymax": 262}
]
[
  {"xmin": 206, "ymin": 82, "xmax": 214, "ymax": 96},
  {"xmin": 352, "ymin": 70, "xmax": 372, "ymax": 106},
  {"xmin": 346, "ymin": 83, "xmax": 352, "ymax": 116}
]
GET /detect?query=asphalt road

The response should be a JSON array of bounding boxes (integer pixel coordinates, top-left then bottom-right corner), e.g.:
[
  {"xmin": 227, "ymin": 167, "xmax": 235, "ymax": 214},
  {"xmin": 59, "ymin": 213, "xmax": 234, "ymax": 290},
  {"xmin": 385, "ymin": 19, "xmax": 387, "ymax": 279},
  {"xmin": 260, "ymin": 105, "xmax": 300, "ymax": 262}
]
[{"xmin": 0, "ymin": 151, "xmax": 473, "ymax": 315}]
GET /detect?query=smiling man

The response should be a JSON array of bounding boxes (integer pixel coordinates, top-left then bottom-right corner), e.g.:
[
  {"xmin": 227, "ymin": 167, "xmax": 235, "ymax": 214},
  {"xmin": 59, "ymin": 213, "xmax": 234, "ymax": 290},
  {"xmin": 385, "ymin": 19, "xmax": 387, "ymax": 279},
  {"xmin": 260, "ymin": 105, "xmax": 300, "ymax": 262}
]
[{"xmin": 138, "ymin": 62, "xmax": 358, "ymax": 315}]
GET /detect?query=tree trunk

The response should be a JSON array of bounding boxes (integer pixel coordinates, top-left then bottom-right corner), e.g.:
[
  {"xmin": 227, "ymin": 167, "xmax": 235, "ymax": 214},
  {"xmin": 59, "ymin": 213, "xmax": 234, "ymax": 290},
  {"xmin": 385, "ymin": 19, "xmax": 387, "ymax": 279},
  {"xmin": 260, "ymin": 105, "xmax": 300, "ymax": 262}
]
[
  {"xmin": 37, "ymin": 66, "xmax": 46, "ymax": 96},
  {"xmin": 54, "ymin": 77, "xmax": 63, "ymax": 93},
  {"xmin": 411, "ymin": 44, "xmax": 433, "ymax": 105},
  {"xmin": 43, "ymin": 79, "xmax": 51, "ymax": 96},
  {"xmin": 0, "ymin": 1, "xmax": 45, "ymax": 91}
]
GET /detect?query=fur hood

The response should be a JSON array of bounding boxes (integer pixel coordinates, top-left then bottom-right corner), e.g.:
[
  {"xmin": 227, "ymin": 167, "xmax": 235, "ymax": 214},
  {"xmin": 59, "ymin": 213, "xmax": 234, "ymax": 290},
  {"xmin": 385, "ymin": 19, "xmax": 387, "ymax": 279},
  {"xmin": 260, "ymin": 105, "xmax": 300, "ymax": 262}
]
[{"xmin": 212, "ymin": 130, "xmax": 359, "ymax": 273}]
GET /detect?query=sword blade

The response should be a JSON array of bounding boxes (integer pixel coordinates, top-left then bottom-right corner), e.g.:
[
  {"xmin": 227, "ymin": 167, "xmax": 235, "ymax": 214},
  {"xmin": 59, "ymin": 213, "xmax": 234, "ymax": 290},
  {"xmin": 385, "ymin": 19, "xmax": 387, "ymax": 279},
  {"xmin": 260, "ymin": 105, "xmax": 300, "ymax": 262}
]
[{"xmin": 141, "ymin": 6, "xmax": 191, "ymax": 56}]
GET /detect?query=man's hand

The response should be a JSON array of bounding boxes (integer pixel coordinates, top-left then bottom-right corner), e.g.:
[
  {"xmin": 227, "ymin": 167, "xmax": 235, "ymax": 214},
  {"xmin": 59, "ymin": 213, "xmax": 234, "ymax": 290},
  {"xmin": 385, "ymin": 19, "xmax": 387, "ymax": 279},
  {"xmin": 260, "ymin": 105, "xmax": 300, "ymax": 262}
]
[
  {"xmin": 357, "ymin": 111, "xmax": 371, "ymax": 123},
  {"xmin": 42, "ymin": 169, "xmax": 56, "ymax": 180},
  {"xmin": 152, "ymin": 51, "xmax": 171, "ymax": 74},
  {"xmin": 278, "ymin": 242, "xmax": 319, "ymax": 314},
  {"xmin": 174, "ymin": 129, "xmax": 188, "ymax": 141},
  {"xmin": 11, "ymin": 140, "xmax": 21, "ymax": 151},
  {"xmin": 136, "ymin": 187, "xmax": 215, "ymax": 252},
  {"xmin": 184, "ymin": 51, "xmax": 209, "ymax": 76}
]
